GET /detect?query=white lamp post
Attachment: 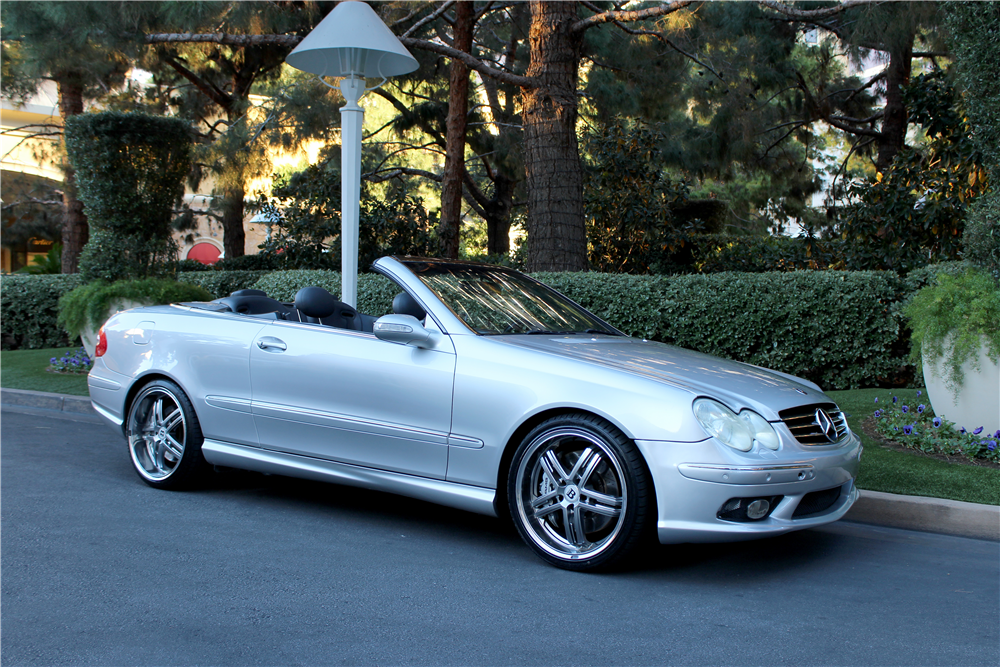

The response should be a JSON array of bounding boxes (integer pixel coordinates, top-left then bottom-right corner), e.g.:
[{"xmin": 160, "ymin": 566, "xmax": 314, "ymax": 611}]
[{"xmin": 286, "ymin": 1, "xmax": 418, "ymax": 307}]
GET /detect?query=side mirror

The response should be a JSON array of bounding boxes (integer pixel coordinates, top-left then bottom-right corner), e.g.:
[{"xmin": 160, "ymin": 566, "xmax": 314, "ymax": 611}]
[{"xmin": 373, "ymin": 314, "xmax": 439, "ymax": 349}]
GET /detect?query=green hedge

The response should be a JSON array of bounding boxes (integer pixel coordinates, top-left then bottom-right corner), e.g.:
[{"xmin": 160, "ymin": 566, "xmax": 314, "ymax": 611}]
[
  {"xmin": 537, "ymin": 270, "xmax": 908, "ymax": 390},
  {"xmin": 250, "ymin": 270, "xmax": 397, "ymax": 317},
  {"xmin": 1, "ymin": 268, "xmax": 918, "ymax": 389},
  {"xmin": 178, "ymin": 270, "xmax": 271, "ymax": 299},
  {"xmin": 1, "ymin": 274, "xmax": 84, "ymax": 350}
]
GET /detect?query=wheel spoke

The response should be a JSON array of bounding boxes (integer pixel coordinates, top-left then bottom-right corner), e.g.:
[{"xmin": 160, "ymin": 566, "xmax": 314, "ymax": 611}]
[
  {"xmin": 562, "ymin": 506, "xmax": 588, "ymax": 548},
  {"xmin": 573, "ymin": 447, "xmax": 602, "ymax": 487},
  {"xmin": 162, "ymin": 408, "xmax": 183, "ymax": 432},
  {"xmin": 152, "ymin": 397, "xmax": 165, "ymax": 425},
  {"xmin": 533, "ymin": 502, "xmax": 562, "ymax": 520},
  {"xmin": 540, "ymin": 450, "xmax": 568, "ymax": 485},
  {"xmin": 163, "ymin": 435, "xmax": 183, "ymax": 460},
  {"xmin": 530, "ymin": 490, "xmax": 558, "ymax": 509}
]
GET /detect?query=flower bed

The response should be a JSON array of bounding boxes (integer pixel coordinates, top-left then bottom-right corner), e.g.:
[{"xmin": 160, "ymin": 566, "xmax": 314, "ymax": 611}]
[
  {"xmin": 870, "ymin": 391, "xmax": 1000, "ymax": 464},
  {"xmin": 47, "ymin": 347, "xmax": 93, "ymax": 375}
]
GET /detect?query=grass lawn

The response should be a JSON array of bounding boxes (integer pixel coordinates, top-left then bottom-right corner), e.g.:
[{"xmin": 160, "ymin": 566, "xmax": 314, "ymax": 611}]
[
  {"xmin": 1, "ymin": 347, "xmax": 90, "ymax": 397},
  {"xmin": 3, "ymin": 348, "xmax": 997, "ymax": 505},
  {"xmin": 829, "ymin": 388, "xmax": 999, "ymax": 506}
]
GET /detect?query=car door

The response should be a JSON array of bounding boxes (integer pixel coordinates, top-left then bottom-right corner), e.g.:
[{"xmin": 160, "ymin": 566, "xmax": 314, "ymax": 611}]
[{"xmin": 248, "ymin": 320, "xmax": 455, "ymax": 479}]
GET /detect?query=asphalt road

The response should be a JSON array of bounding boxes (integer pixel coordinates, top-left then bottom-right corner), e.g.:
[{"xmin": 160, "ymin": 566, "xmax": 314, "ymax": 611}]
[{"xmin": 2, "ymin": 407, "xmax": 998, "ymax": 667}]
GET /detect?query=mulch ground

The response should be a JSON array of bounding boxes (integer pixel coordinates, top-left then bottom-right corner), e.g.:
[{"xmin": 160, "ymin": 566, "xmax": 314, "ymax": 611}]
[{"xmin": 860, "ymin": 417, "xmax": 1000, "ymax": 470}]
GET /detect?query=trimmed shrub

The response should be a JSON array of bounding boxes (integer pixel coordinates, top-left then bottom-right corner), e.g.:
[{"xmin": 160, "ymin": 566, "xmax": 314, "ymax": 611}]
[
  {"xmin": 64, "ymin": 111, "xmax": 192, "ymax": 281},
  {"xmin": 1, "ymin": 274, "xmax": 84, "ymax": 350},
  {"xmin": 178, "ymin": 270, "xmax": 271, "ymax": 299},
  {"xmin": 533, "ymin": 270, "xmax": 908, "ymax": 390},
  {"xmin": 250, "ymin": 270, "xmax": 396, "ymax": 317},
  {"xmin": 58, "ymin": 279, "xmax": 214, "ymax": 341}
]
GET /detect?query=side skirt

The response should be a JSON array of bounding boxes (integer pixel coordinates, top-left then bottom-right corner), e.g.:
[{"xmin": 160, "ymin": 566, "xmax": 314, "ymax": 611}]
[{"xmin": 201, "ymin": 439, "xmax": 498, "ymax": 517}]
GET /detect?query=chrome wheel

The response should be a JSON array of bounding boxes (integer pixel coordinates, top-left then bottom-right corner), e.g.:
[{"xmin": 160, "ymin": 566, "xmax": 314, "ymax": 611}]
[
  {"xmin": 510, "ymin": 416, "xmax": 649, "ymax": 569},
  {"xmin": 126, "ymin": 380, "xmax": 205, "ymax": 488}
]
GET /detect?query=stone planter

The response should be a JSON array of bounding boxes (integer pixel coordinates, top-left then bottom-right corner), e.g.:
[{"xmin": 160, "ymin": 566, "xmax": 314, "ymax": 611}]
[
  {"xmin": 80, "ymin": 299, "xmax": 147, "ymax": 358},
  {"xmin": 922, "ymin": 340, "xmax": 1000, "ymax": 434}
]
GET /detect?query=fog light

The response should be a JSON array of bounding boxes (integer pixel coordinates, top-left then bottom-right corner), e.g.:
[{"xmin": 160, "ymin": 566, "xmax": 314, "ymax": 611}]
[{"xmin": 746, "ymin": 499, "xmax": 770, "ymax": 520}]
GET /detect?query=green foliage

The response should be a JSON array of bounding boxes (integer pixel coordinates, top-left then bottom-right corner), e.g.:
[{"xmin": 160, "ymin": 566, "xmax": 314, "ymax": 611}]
[
  {"xmin": 177, "ymin": 270, "xmax": 271, "ymax": 299},
  {"xmin": 692, "ymin": 234, "xmax": 852, "ymax": 273},
  {"xmin": 534, "ymin": 270, "xmax": 908, "ymax": 390},
  {"xmin": 0, "ymin": 274, "xmax": 84, "ymax": 350},
  {"xmin": 58, "ymin": 279, "xmax": 213, "ymax": 340},
  {"xmin": 15, "ymin": 243, "xmax": 63, "ymax": 275},
  {"xmin": 947, "ymin": 3, "xmax": 1000, "ymax": 281},
  {"xmin": 255, "ymin": 164, "xmax": 441, "ymax": 271},
  {"xmin": 249, "ymin": 270, "xmax": 396, "ymax": 317},
  {"xmin": 583, "ymin": 118, "xmax": 704, "ymax": 274},
  {"xmin": 871, "ymin": 391, "xmax": 1000, "ymax": 463},
  {"xmin": 837, "ymin": 73, "xmax": 988, "ymax": 273},
  {"xmin": 64, "ymin": 111, "xmax": 192, "ymax": 281},
  {"xmin": 903, "ymin": 268, "xmax": 1000, "ymax": 393}
]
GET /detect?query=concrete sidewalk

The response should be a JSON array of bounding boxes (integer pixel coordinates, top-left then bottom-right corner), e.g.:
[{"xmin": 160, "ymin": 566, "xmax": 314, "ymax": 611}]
[{"xmin": 3, "ymin": 387, "xmax": 998, "ymax": 542}]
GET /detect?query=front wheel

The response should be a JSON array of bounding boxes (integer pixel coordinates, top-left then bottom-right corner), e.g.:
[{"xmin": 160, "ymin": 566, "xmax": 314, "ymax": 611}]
[
  {"xmin": 508, "ymin": 414, "xmax": 652, "ymax": 571},
  {"xmin": 126, "ymin": 379, "xmax": 207, "ymax": 489}
]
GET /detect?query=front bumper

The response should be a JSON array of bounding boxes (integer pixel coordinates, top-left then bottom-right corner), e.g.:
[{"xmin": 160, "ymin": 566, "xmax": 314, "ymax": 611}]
[{"xmin": 636, "ymin": 432, "xmax": 863, "ymax": 544}]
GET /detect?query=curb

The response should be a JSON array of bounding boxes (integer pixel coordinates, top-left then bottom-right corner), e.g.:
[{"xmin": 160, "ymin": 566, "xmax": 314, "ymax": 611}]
[
  {"xmin": 1, "ymin": 387, "xmax": 96, "ymax": 415},
  {"xmin": 2, "ymin": 388, "xmax": 997, "ymax": 542}
]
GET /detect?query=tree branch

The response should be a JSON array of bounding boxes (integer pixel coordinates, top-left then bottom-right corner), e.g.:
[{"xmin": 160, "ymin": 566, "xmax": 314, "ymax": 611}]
[
  {"xmin": 756, "ymin": 1, "xmax": 869, "ymax": 21},
  {"xmin": 401, "ymin": 1, "xmax": 455, "ymax": 39},
  {"xmin": 571, "ymin": 0, "xmax": 695, "ymax": 33},
  {"xmin": 146, "ymin": 33, "xmax": 301, "ymax": 47},
  {"xmin": 364, "ymin": 167, "xmax": 441, "ymax": 183},
  {"xmin": 399, "ymin": 36, "xmax": 535, "ymax": 89}
]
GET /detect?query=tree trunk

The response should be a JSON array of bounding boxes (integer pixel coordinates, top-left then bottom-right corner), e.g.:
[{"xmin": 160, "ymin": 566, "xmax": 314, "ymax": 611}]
[
  {"xmin": 521, "ymin": 1, "xmax": 588, "ymax": 272},
  {"xmin": 221, "ymin": 183, "xmax": 246, "ymax": 260},
  {"xmin": 439, "ymin": 1, "xmax": 475, "ymax": 259},
  {"xmin": 876, "ymin": 34, "xmax": 914, "ymax": 173},
  {"xmin": 57, "ymin": 78, "xmax": 88, "ymax": 274},
  {"xmin": 485, "ymin": 174, "xmax": 515, "ymax": 255}
]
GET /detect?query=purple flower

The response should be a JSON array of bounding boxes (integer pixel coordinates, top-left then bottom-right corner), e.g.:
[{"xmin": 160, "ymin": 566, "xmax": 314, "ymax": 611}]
[
  {"xmin": 902, "ymin": 405, "xmax": 909, "ymax": 413},
  {"xmin": 988, "ymin": 441, "xmax": 997, "ymax": 452},
  {"xmin": 874, "ymin": 409, "xmax": 882, "ymax": 418},
  {"xmin": 960, "ymin": 427, "xmax": 967, "ymax": 434},
  {"xmin": 874, "ymin": 397, "xmax": 879, "ymax": 403},
  {"xmin": 994, "ymin": 430, "xmax": 1000, "ymax": 439},
  {"xmin": 917, "ymin": 404, "xmax": 925, "ymax": 413},
  {"xmin": 903, "ymin": 425, "xmax": 914, "ymax": 435},
  {"xmin": 932, "ymin": 417, "xmax": 942, "ymax": 428},
  {"xmin": 893, "ymin": 426, "xmax": 899, "ymax": 432},
  {"xmin": 974, "ymin": 427, "xmax": 984, "ymax": 435},
  {"xmin": 50, "ymin": 358, "xmax": 57, "ymax": 364},
  {"xmin": 893, "ymin": 396, "xmax": 898, "ymax": 404},
  {"xmin": 916, "ymin": 390, "xmax": 922, "ymax": 396}
]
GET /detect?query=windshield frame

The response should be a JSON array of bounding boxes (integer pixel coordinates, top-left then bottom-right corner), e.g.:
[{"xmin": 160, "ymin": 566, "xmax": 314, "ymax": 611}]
[{"xmin": 398, "ymin": 258, "xmax": 622, "ymax": 337}]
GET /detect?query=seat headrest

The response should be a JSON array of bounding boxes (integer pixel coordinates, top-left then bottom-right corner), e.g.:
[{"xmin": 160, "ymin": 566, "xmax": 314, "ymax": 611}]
[
  {"xmin": 393, "ymin": 292, "xmax": 426, "ymax": 320},
  {"xmin": 294, "ymin": 286, "xmax": 338, "ymax": 319},
  {"xmin": 230, "ymin": 289, "xmax": 267, "ymax": 298}
]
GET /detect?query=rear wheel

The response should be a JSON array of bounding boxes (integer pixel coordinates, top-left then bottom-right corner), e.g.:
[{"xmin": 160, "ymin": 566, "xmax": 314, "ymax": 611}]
[
  {"xmin": 126, "ymin": 379, "xmax": 207, "ymax": 489},
  {"xmin": 508, "ymin": 414, "xmax": 652, "ymax": 571}
]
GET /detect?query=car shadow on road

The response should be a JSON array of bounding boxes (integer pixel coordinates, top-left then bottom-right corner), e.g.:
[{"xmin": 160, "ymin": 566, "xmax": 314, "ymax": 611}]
[{"xmin": 195, "ymin": 466, "xmax": 849, "ymax": 578}]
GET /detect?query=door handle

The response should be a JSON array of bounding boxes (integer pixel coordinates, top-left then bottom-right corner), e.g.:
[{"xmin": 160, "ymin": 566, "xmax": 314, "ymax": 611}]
[{"xmin": 256, "ymin": 336, "xmax": 287, "ymax": 351}]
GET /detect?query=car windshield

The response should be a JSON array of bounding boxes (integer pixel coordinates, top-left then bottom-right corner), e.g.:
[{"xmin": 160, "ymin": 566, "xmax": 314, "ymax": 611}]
[{"xmin": 401, "ymin": 260, "xmax": 620, "ymax": 336}]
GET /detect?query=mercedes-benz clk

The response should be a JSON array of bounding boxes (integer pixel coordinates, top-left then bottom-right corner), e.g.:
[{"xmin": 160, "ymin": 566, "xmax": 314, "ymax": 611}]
[{"xmin": 89, "ymin": 256, "xmax": 862, "ymax": 570}]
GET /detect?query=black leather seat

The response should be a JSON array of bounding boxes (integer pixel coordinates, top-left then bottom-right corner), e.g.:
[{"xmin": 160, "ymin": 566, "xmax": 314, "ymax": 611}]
[
  {"xmin": 214, "ymin": 294, "xmax": 288, "ymax": 316},
  {"xmin": 292, "ymin": 286, "xmax": 361, "ymax": 331}
]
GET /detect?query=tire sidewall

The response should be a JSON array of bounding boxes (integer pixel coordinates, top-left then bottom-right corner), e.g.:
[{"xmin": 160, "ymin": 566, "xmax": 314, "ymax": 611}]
[
  {"xmin": 126, "ymin": 379, "xmax": 206, "ymax": 490},
  {"xmin": 507, "ymin": 414, "xmax": 650, "ymax": 571}
]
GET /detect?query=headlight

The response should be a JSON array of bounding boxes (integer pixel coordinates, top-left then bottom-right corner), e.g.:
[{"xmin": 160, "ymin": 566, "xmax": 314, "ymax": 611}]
[{"xmin": 693, "ymin": 398, "xmax": 780, "ymax": 452}]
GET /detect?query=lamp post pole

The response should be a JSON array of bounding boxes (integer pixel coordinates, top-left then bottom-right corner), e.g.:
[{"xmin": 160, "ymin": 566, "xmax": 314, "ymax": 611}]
[
  {"xmin": 339, "ymin": 75, "xmax": 365, "ymax": 308},
  {"xmin": 284, "ymin": 1, "xmax": 418, "ymax": 307}
]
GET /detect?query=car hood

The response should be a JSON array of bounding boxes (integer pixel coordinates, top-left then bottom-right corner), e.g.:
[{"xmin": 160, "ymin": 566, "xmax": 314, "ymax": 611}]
[{"xmin": 493, "ymin": 335, "xmax": 830, "ymax": 419}]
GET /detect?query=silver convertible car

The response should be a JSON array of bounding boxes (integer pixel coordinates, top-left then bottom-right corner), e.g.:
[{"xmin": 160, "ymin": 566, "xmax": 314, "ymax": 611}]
[{"xmin": 89, "ymin": 256, "xmax": 862, "ymax": 570}]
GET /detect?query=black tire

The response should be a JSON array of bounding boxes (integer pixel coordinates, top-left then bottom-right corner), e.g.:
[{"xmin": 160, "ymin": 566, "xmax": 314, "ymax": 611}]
[
  {"xmin": 507, "ymin": 413, "xmax": 652, "ymax": 571},
  {"xmin": 125, "ymin": 379, "xmax": 207, "ymax": 490}
]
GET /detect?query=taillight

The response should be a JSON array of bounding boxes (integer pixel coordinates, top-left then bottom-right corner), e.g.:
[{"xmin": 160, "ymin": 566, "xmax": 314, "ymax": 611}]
[{"xmin": 95, "ymin": 326, "xmax": 108, "ymax": 358}]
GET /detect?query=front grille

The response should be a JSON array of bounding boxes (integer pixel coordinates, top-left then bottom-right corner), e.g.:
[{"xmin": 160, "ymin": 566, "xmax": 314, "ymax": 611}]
[
  {"xmin": 792, "ymin": 487, "xmax": 842, "ymax": 517},
  {"xmin": 779, "ymin": 403, "xmax": 850, "ymax": 445}
]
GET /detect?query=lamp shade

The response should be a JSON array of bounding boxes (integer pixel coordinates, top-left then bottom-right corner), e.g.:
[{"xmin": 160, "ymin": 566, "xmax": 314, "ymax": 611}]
[{"xmin": 286, "ymin": 1, "xmax": 418, "ymax": 78}]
